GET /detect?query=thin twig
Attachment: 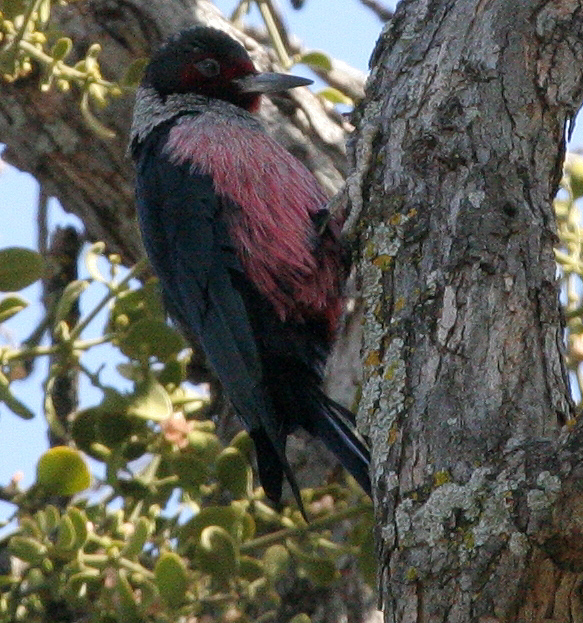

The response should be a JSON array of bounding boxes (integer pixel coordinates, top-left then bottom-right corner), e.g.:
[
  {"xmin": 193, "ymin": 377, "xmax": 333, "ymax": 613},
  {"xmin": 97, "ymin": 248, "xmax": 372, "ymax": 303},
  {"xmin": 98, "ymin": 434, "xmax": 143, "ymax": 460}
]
[
  {"xmin": 240, "ymin": 502, "xmax": 371, "ymax": 552},
  {"xmin": 69, "ymin": 257, "xmax": 149, "ymax": 341},
  {"xmin": 244, "ymin": 25, "xmax": 366, "ymax": 100},
  {"xmin": 255, "ymin": 0, "xmax": 292, "ymax": 68},
  {"xmin": 17, "ymin": 39, "xmax": 117, "ymax": 89},
  {"xmin": 356, "ymin": 0, "xmax": 394, "ymax": 22}
]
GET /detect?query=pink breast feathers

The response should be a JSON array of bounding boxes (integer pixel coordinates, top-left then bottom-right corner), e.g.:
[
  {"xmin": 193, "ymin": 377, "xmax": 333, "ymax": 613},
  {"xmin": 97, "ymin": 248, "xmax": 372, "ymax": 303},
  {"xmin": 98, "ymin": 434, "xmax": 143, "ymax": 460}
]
[{"xmin": 166, "ymin": 117, "xmax": 345, "ymax": 331}]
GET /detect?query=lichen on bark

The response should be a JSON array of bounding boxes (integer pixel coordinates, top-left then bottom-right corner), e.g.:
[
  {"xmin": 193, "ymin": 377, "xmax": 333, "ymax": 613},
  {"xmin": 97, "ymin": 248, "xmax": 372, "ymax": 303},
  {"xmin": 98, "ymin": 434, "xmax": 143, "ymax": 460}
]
[{"xmin": 349, "ymin": 0, "xmax": 583, "ymax": 620}]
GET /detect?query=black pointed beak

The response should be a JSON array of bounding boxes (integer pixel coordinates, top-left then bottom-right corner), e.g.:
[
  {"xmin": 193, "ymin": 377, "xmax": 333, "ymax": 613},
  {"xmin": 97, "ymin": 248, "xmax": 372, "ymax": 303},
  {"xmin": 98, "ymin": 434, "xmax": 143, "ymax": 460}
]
[{"xmin": 234, "ymin": 72, "xmax": 313, "ymax": 94}]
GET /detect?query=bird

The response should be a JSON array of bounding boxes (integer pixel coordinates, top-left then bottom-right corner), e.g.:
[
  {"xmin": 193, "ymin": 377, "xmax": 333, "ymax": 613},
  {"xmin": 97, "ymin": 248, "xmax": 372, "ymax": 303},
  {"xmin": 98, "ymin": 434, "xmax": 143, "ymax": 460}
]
[{"xmin": 130, "ymin": 26, "xmax": 370, "ymax": 516}]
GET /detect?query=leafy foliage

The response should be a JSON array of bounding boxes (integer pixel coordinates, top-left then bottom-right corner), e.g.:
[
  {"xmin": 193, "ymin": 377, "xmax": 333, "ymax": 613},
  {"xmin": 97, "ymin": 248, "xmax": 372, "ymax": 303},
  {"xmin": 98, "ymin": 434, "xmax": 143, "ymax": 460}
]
[
  {"xmin": 555, "ymin": 153, "xmax": 583, "ymax": 407},
  {"xmin": 0, "ymin": 0, "xmax": 146, "ymax": 137},
  {"xmin": 0, "ymin": 243, "xmax": 373, "ymax": 623}
]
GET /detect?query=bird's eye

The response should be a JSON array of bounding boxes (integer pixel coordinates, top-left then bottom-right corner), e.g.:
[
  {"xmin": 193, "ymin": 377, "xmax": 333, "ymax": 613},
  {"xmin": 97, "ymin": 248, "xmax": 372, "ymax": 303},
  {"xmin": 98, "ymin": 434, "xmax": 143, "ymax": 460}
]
[{"xmin": 195, "ymin": 58, "xmax": 221, "ymax": 78}]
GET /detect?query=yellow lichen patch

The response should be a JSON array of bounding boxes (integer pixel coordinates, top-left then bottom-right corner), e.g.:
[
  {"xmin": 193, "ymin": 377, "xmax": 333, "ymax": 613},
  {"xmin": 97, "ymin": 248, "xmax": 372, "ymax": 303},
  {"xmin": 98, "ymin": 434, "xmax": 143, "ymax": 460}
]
[
  {"xmin": 364, "ymin": 350, "xmax": 381, "ymax": 367},
  {"xmin": 384, "ymin": 361, "xmax": 399, "ymax": 380},
  {"xmin": 434, "ymin": 470, "xmax": 451, "ymax": 487},
  {"xmin": 389, "ymin": 213, "xmax": 402, "ymax": 227},
  {"xmin": 373, "ymin": 302, "xmax": 384, "ymax": 321},
  {"xmin": 394, "ymin": 297, "xmax": 405, "ymax": 313},
  {"xmin": 387, "ymin": 422, "xmax": 398, "ymax": 446},
  {"xmin": 365, "ymin": 241, "xmax": 377, "ymax": 259},
  {"xmin": 373, "ymin": 254, "xmax": 392, "ymax": 271},
  {"xmin": 405, "ymin": 567, "xmax": 418, "ymax": 582}
]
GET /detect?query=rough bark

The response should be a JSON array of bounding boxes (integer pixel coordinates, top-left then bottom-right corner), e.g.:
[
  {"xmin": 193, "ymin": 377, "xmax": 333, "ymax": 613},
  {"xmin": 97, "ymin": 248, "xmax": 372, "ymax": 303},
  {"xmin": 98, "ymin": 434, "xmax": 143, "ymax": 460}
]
[{"xmin": 349, "ymin": 0, "xmax": 583, "ymax": 620}]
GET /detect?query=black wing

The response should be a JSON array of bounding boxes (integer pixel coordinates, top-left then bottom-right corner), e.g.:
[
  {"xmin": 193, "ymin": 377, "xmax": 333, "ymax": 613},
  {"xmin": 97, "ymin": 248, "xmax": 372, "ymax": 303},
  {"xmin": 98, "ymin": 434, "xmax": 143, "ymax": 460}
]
[{"xmin": 134, "ymin": 125, "xmax": 303, "ymax": 510}]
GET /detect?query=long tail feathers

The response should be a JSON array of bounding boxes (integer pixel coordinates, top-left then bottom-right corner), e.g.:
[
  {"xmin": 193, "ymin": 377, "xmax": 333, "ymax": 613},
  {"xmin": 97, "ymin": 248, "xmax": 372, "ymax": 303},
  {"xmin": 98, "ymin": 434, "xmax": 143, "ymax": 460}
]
[
  {"xmin": 250, "ymin": 428, "xmax": 308, "ymax": 520},
  {"xmin": 308, "ymin": 391, "xmax": 371, "ymax": 497},
  {"xmin": 250, "ymin": 389, "xmax": 371, "ymax": 521}
]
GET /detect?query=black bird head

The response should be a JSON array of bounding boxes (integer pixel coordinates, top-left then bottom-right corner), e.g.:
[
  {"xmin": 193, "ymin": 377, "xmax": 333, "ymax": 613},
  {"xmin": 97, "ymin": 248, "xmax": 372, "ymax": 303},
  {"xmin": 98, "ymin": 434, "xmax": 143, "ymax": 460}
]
[{"xmin": 143, "ymin": 26, "xmax": 312, "ymax": 112}]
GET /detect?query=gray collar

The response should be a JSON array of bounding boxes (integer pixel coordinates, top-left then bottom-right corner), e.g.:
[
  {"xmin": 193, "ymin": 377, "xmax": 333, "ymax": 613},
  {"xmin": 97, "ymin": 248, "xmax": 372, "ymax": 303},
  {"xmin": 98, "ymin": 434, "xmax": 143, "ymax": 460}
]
[{"xmin": 130, "ymin": 86, "xmax": 264, "ymax": 147}]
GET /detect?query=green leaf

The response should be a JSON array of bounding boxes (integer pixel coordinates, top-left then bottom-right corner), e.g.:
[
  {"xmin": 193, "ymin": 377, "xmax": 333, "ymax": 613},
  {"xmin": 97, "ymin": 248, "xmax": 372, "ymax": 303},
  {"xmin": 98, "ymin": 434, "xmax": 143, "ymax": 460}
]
[
  {"xmin": 116, "ymin": 362, "xmax": 143, "ymax": 381},
  {"xmin": 0, "ymin": 371, "xmax": 34, "ymax": 419},
  {"xmin": 35, "ymin": 505, "xmax": 60, "ymax": 533},
  {"xmin": 51, "ymin": 37, "xmax": 73, "ymax": 62},
  {"xmin": 110, "ymin": 279, "xmax": 165, "ymax": 329},
  {"xmin": 0, "ymin": 248, "xmax": 43, "ymax": 291},
  {"xmin": 85, "ymin": 242, "xmax": 107, "ymax": 282},
  {"xmin": 181, "ymin": 505, "xmax": 250, "ymax": 545},
  {"xmin": 290, "ymin": 615, "xmax": 312, "ymax": 623},
  {"xmin": 170, "ymin": 454, "xmax": 208, "ymax": 489},
  {"xmin": 288, "ymin": 540, "xmax": 339, "ymax": 586},
  {"xmin": 8, "ymin": 536, "xmax": 47, "ymax": 565},
  {"xmin": 98, "ymin": 409, "xmax": 135, "ymax": 447},
  {"xmin": 115, "ymin": 570, "xmax": 141, "ymax": 623},
  {"xmin": 38, "ymin": 0, "xmax": 51, "ymax": 23},
  {"xmin": 299, "ymin": 51, "xmax": 332, "ymax": 72},
  {"xmin": 216, "ymin": 447, "xmax": 251, "ymax": 499},
  {"xmin": 132, "ymin": 576, "xmax": 158, "ymax": 609},
  {"xmin": 169, "ymin": 384, "xmax": 207, "ymax": 416},
  {"xmin": 566, "ymin": 153, "xmax": 583, "ymax": 200},
  {"xmin": 119, "ymin": 318, "xmax": 184, "ymax": 361},
  {"xmin": 36, "ymin": 446, "xmax": 90, "ymax": 495},
  {"xmin": 70, "ymin": 407, "xmax": 102, "ymax": 457},
  {"xmin": 229, "ymin": 430, "xmax": 254, "ymax": 457},
  {"xmin": 65, "ymin": 568, "xmax": 101, "ymax": 598},
  {"xmin": 55, "ymin": 280, "xmax": 88, "ymax": 324},
  {"xmin": 0, "ymin": 294, "xmax": 29, "ymax": 322},
  {"xmin": 159, "ymin": 360, "xmax": 187, "ymax": 387},
  {"xmin": 187, "ymin": 430, "xmax": 221, "ymax": 463},
  {"xmin": 121, "ymin": 516, "xmax": 153, "ymax": 558},
  {"xmin": 247, "ymin": 576, "xmax": 280, "ymax": 607},
  {"xmin": 196, "ymin": 526, "xmax": 238, "ymax": 582},
  {"xmin": 122, "ymin": 440, "xmax": 148, "ymax": 461},
  {"xmin": 19, "ymin": 517, "xmax": 43, "ymax": 539},
  {"xmin": 317, "ymin": 87, "xmax": 353, "ymax": 106},
  {"xmin": 239, "ymin": 556, "xmax": 265, "ymax": 581},
  {"xmin": 55, "ymin": 514, "xmax": 77, "ymax": 551},
  {"xmin": 263, "ymin": 544, "xmax": 290, "ymax": 580},
  {"xmin": 122, "ymin": 58, "xmax": 149, "ymax": 88},
  {"xmin": 66, "ymin": 506, "xmax": 89, "ymax": 550},
  {"xmin": 127, "ymin": 377, "xmax": 172, "ymax": 421},
  {"xmin": 155, "ymin": 552, "xmax": 188, "ymax": 607},
  {"xmin": 299, "ymin": 555, "xmax": 339, "ymax": 586}
]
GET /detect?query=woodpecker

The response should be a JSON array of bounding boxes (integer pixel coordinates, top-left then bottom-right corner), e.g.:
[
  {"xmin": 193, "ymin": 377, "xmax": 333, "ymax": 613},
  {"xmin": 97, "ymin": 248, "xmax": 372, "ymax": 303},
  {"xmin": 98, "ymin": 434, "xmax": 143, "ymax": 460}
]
[{"xmin": 130, "ymin": 26, "xmax": 370, "ymax": 515}]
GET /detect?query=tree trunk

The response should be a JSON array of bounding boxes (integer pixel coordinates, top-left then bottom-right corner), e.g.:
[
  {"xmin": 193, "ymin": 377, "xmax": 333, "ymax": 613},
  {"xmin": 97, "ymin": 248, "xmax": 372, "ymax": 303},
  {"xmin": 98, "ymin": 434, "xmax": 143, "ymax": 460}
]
[{"xmin": 349, "ymin": 0, "xmax": 583, "ymax": 620}]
